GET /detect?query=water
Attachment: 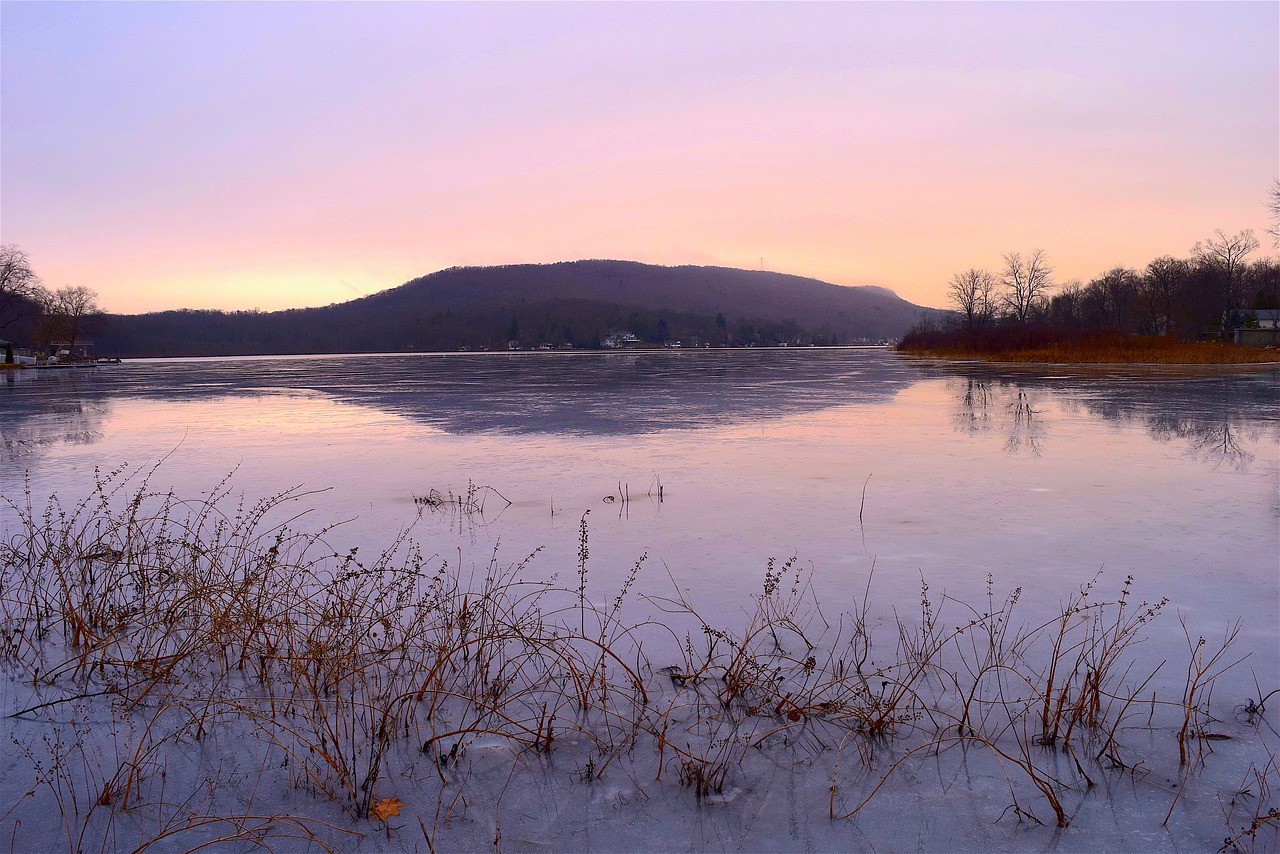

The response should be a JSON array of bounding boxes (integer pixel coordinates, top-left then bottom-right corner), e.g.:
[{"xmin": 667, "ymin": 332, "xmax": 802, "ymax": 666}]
[
  {"xmin": 3, "ymin": 348, "xmax": 1279, "ymax": 850},
  {"xmin": 3, "ymin": 349, "xmax": 1278, "ymax": 689}
]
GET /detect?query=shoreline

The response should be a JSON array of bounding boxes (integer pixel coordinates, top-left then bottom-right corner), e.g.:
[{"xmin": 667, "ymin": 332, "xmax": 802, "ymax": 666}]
[
  {"xmin": 12, "ymin": 344, "xmax": 891, "ymax": 365},
  {"xmin": 897, "ymin": 351, "xmax": 1280, "ymax": 370},
  {"xmin": 896, "ymin": 327, "xmax": 1280, "ymax": 367}
]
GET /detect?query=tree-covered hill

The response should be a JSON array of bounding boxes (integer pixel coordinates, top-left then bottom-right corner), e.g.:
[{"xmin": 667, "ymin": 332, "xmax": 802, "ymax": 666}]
[{"xmin": 94, "ymin": 260, "xmax": 942, "ymax": 357}]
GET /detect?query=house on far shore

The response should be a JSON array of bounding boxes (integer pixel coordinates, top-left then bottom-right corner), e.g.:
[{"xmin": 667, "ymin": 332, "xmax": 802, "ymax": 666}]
[
  {"xmin": 52, "ymin": 339, "xmax": 97, "ymax": 360},
  {"xmin": 2, "ymin": 339, "xmax": 48, "ymax": 366},
  {"xmin": 1225, "ymin": 309, "xmax": 1280, "ymax": 346},
  {"xmin": 602, "ymin": 331, "xmax": 641, "ymax": 349}
]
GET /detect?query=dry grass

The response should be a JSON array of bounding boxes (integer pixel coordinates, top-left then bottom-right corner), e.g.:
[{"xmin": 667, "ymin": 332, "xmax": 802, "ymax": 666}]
[
  {"xmin": 1, "ymin": 468, "xmax": 1275, "ymax": 850},
  {"xmin": 898, "ymin": 327, "xmax": 1280, "ymax": 364}
]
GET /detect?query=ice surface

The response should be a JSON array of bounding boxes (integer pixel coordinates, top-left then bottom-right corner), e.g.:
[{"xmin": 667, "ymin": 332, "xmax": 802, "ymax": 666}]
[{"xmin": 1, "ymin": 350, "xmax": 1276, "ymax": 851}]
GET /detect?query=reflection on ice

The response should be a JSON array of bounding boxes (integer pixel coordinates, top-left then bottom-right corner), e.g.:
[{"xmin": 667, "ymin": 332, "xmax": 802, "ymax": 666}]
[
  {"xmin": 3, "ymin": 350, "xmax": 919, "ymax": 438},
  {"xmin": 3, "ymin": 352, "xmax": 1276, "ymax": 466},
  {"xmin": 938, "ymin": 365, "xmax": 1276, "ymax": 469},
  {"xmin": 953, "ymin": 378, "xmax": 993, "ymax": 434},
  {"xmin": 1004, "ymin": 389, "xmax": 1045, "ymax": 456},
  {"xmin": 1, "ymin": 396, "xmax": 108, "ymax": 460}
]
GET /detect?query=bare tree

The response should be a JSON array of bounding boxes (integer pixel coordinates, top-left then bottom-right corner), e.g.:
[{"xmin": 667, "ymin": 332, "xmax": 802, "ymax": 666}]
[
  {"xmin": 0, "ymin": 244, "xmax": 48, "ymax": 331},
  {"xmin": 1047, "ymin": 279, "xmax": 1084, "ymax": 328},
  {"xmin": 947, "ymin": 268, "xmax": 996, "ymax": 331},
  {"xmin": 1193, "ymin": 229, "xmax": 1259, "ymax": 280},
  {"xmin": 1245, "ymin": 258, "xmax": 1279, "ymax": 310},
  {"xmin": 1000, "ymin": 249, "xmax": 1053, "ymax": 322},
  {"xmin": 1267, "ymin": 178, "xmax": 1279, "ymax": 249},
  {"xmin": 1089, "ymin": 266, "xmax": 1141, "ymax": 330},
  {"xmin": 1192, "ymin": 229, "xmax": 1258, "ymax": 320},
  {"xmin": 47, "ymin": 285, "xmax": 104, "ymax": 357},
  {"xmin": 1138, "ymin": 256, "xmax": 1191, "ymax": 335}
]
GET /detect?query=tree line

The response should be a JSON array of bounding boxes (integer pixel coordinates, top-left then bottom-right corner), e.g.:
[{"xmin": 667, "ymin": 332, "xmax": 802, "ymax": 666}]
[
  {"xmin": 944, "ymin": 226, "xmax": 1277, "ymax": 340},
  {"xmin": 102, "ymin": 302, "xmax": 833, "ymax": 357},
  {"xmin": 0, "ymin": 244, "xmax": 105, "ymax": 358}
]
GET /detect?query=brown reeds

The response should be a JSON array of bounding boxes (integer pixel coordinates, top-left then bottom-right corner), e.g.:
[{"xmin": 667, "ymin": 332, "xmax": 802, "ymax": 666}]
[
  {"xmin": 0, "ymin": 469, "xmax": 1270, "ymax": 850},
  {"xmin": 898, "ymin": 326, "xmax": 1280, "ymax": 364}
]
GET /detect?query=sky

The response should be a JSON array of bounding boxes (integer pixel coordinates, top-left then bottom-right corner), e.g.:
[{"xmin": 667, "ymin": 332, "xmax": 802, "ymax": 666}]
[{"xmin": 1, "ymin": 2, "xmax": 1276, "ymax": 315}]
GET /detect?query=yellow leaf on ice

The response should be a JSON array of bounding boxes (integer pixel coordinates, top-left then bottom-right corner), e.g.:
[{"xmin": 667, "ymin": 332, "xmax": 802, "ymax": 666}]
[{"xmin": 370, "ymin": 796, "xmax": 405, "ymax": 820}]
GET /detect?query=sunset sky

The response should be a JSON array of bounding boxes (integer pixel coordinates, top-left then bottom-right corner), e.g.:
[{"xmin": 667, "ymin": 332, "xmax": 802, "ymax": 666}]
[{"xmin": 2, "ymin": 2, "xmax": 1276, "ymax": 314}]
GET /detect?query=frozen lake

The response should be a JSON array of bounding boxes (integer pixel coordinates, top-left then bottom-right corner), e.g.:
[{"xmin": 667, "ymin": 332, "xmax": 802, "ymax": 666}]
[
  {"xmin": 2, "ymin": 348, "xmax": 1277, "ymax": 850},
  {"xmin": 4, "ymin": 349, "xmax": 1276, "ymax": 663}
]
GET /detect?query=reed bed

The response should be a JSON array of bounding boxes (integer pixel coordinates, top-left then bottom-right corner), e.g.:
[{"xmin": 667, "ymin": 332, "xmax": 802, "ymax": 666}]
[
  {"xmin": 898, "ymin": 327, "xmax": 1280, "ymax": 364},
  {"xmin": 1, "ymin": 468, "xmax": 1275, "ymax": 852}
]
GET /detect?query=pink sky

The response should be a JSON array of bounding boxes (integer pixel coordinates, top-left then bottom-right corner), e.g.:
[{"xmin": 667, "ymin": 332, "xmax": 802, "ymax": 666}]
[{"xmin": 2, "ymin": 2, "xmax": 1276, "ymax": 314}]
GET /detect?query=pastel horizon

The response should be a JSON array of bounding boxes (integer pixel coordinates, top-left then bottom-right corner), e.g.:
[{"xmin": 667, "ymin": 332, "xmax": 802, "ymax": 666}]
[{"xmin": 2, "ymin": 2, "xmax": 1275, "ymax": 315}]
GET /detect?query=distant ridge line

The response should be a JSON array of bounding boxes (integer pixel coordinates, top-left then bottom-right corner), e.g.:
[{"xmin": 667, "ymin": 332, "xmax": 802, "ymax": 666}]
[{"xmin": 97, "ymin": 259, "xmax": 946, "ymax": 358}]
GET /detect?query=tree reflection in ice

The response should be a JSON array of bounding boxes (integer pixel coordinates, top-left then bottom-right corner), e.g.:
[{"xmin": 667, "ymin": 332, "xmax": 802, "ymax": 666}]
[
  {"xmin": 1003, "ymin": 389, "xmax": 1045, "ymax": 457},
  {"xmin": 940, "ymin": 364, "xmax": 1274, "ymax": 471},
  {"xmin": 953, "ymin": 379, "xmax": 992, "ymax": 434}
]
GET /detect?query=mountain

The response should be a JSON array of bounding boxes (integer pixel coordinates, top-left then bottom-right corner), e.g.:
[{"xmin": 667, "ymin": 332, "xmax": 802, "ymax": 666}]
[{"xmin": 96, "ymin": 260, "xmax": 943, "ymax": 357}]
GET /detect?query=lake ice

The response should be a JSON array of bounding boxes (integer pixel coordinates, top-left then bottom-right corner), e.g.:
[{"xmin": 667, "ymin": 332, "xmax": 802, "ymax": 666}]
[{"xmin": 2, "ymin": 349, "xmax": 1276, "ymax": 851}]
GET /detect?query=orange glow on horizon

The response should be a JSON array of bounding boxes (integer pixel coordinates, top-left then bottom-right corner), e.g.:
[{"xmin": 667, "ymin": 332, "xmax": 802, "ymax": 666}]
[{"xmin": 3, "ymin": 3, "xmax": 1275, "ymax": 315}]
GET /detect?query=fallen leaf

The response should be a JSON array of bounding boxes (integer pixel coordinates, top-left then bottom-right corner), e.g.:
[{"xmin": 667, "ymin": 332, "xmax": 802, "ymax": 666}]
[{"xmin": 370, "ymin": 796, "xmax": 405, "ymax": 820}]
